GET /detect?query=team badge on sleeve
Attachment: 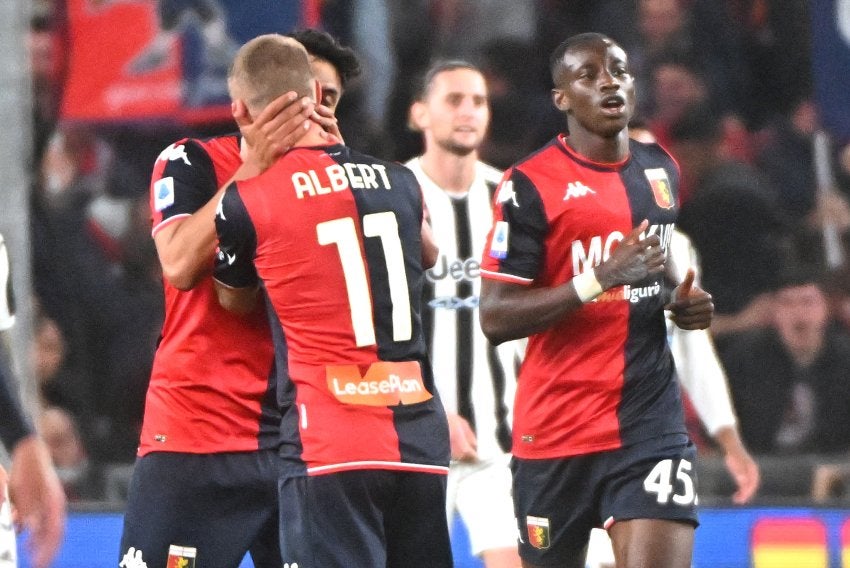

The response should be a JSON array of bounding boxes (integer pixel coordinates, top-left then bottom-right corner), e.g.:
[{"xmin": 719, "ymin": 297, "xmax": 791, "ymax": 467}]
[
  {"xmin": 526, "ymin": 516, "xmax": 551, "ymax": 550},
  {"xmin": 154, "ymin": 177, "xmax": 175, "ymax": 212},
  {"xmin": 644, "ymin": 168, "xmax": 674, "ymax": 209},
  {"xmin": 489, "ymin": 221, "xmax": 509, "ymax": 259},
  {"xmin": 166, "ymin": 544, "xmax": 196, "ymax": 568}
]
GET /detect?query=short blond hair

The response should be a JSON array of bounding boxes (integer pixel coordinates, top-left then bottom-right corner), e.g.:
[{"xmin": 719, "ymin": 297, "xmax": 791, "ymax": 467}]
[{"xmin": 228, "ymin": 34, "xmax": 313, "ymax": 115}]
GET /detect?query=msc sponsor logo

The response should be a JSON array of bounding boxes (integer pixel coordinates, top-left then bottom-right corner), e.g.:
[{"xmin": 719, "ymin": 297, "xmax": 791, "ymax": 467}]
[
  {"xmin": 327, "ymin": 361, "xmax": 432, "ymax": 406},
  {"xmin": 571, "ymin": 223, "xmax": 675, "ymax": 275}
]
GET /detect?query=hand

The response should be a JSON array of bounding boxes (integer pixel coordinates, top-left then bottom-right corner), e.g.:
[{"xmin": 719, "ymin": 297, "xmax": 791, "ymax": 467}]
[
  {"xmin": 233, "ymin": 92, "xmax": 315, "ymax": 173},
  {"xmin": 447, "ymin": 413, "xmax": 478, "ymax": 462},
  {"xmin": 715, "ymin": 427, "xmax": 760, "ymax": 504},
  {"xmin": 595, "ymin": 220, "xmax": 665, "ymax": 289},
  {"xmin": 313, "ymin": 103, "xmax": 344, "ymax": 144},
  {"xmin": 9, "ymin": 436, "xmax": 67, "ymax": 568},
  {"xmin": 666, "ymin": 268, "xmax": 713, "ymax": 330}
]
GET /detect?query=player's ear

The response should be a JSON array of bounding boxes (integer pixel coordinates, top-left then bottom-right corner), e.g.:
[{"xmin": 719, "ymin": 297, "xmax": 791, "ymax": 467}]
[
  {"xmin": 232, "ymin": 99, "xmax": 254, "ymax": 126},
  {"xmin": 408, "ymin": 101, "xmax": 427, "ymax": 132},
  {"xmin": 552, "ymin": 88, "xmax": 570, "ymax": 112},
  {"xmin": 312, "ymin": 78, "xmax": 321, "ymax": 106}
]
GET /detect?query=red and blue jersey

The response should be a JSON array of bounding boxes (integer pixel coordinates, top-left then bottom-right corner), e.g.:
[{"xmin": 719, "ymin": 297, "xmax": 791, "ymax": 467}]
[
  {"xmin": 214, "ymin": 143, "xmax": 450, "ymax": 477},
  {"xmin": 481, "ymin": 135, "xmax": 686, "ymax": 459},
  {"xmin": 141, "ymin": 134, "xmax": 278, "ymax": 456}
]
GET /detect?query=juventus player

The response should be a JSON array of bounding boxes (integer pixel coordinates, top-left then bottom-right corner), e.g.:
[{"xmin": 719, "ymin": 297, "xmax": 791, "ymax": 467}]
[{"xmin": 405, "ymin": 61, "xmax": 521, "ymax": 568}]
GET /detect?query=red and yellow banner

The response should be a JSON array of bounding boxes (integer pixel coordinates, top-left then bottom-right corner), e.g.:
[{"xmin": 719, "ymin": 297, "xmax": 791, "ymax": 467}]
[{"xmin": 752, "ymin": 517, "xmax": 828, "ymax": 568}]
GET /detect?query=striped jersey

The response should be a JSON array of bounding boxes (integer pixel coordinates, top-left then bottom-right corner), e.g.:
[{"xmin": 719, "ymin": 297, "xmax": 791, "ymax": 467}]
[
  {"xmin": 142, "ymin": 135, "xmax": 279, "ymax": 456},
  {"xmin": 481, "ymin": 135, "xmax": 686, "ymax": 459},
  {"xmin": 214, "ymin": 143, "xmax": 450, "ymax": 477},
  {"xmin": 405, "ymin": 157, "xmax": 518, "ymax": 461}
]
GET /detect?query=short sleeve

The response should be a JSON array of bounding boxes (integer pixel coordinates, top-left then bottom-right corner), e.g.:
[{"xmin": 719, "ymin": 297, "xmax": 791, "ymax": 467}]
[{"xmin": 214, "ymin": 184, "xmax": 260, "ymax": 289}]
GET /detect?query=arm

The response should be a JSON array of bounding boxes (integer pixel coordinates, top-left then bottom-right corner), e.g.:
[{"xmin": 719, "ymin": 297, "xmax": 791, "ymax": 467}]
[
  {"xmin": 213, "ymin": 185, "xmax": 262, "ymax": 314},
  {"xmin": 156, "ymin": 93, "xmax": 315, "ymax": 290},
  {"xmin": 480, "ymin": 221, "xmax": 665, "ymax": 344},
  {"xmin": 0, "ymin": 236, "xmax": 66, "ymax": 567}
]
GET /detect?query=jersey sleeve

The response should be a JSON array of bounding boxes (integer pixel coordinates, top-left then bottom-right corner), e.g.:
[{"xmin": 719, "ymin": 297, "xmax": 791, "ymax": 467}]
[
  {"xmin": 479, "ymin": 168, "xmax": 548, "ymax": 285},
  {"xmin": 214, "ymin": 183, "xmax": 259, "ymax": 289},
  {"xmin": 0, "ymin": 235, "xmax": 15, "ymax": 331},
  {"xmin": 150, "ymin": 139, "xmax": 223, "ymax": 236}
]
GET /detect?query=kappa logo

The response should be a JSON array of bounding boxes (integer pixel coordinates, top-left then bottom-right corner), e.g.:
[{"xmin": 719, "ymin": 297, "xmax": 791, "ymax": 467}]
[
  {"xmin": 496, "ymin": 180, "xmax": 519, "ymax": 207},
  {"xmin": 214, "ymin": 194, "xmax": 226, "ymax": 221},
  {"xmin": 563, "ymin": 181, "xmax": 596, "ymax": 201},
  {"xmin": 157, "ymin": 143, "xmax": 191, "ymax": 165},
  {"xmin": 119, "ymin": 547, "xmax": 148, "ymax": 568}
]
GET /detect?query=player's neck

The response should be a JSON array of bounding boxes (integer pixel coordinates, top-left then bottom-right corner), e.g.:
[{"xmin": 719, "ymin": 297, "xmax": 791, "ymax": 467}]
[
  {"xmin": 419, "ymin": 147, "xmax": 478, "ymax": 196},
  {"xmin": 564, "ymin": 129, "xmax": 630, "ymax": 164}
]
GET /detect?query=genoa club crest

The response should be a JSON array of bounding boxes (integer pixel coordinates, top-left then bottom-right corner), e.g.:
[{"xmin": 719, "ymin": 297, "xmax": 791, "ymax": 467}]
[
  {"xmin": 526, "ymin": 515, "xmax": 551, "ymax": 550},
  {"xmin": 166, "ymin": 545, "xmax": 196, "ymax": 568},
  {"xmin": 644, "ymin": 168, "xmax": 674, "ymax": 209}
]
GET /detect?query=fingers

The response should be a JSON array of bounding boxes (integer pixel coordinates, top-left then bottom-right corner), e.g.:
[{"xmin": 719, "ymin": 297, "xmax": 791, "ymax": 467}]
[
  {"xmin": 623, "ymin": 219, "xmax": 649, "ymax": 245},
  {"xmin": 679, "ymin": 268, "xmax": 695, "ymax": 298}
]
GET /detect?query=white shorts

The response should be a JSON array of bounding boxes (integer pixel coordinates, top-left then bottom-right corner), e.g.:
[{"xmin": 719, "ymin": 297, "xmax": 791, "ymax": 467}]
[
  {"xmin": 447, "ymin": 453, "xmax": 517, "ymax": 556},
  {"xmin": 585, "ymin": 528, "xmax": 615, "ymax": 568}
]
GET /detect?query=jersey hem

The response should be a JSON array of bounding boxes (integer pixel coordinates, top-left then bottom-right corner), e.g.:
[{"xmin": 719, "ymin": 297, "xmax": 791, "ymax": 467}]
[{"xmin": 306, "ymin": 461, "xmax": 450, "ymax": 476}]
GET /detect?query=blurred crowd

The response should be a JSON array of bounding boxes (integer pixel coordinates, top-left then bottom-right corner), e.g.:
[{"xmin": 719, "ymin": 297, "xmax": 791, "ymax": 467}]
[{"xmin": 22, "ymin": 0, "xmax": 850, "ymax": 505}]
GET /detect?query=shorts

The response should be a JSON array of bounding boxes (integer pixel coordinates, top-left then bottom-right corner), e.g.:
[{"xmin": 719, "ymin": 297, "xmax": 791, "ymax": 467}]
[
  {"xmin": 447, "ymin": 453, "xmax": 518, "ymax": 556},
  {"xmin": 512, "ymin": 433, "xmax": 698, "ymax": 566},
  {"xmin": 279, "ymin": 469, "xmax": 453, "ymax": 568},
  {"xmin": 119, "ymin": 450, "xmax": 280, "ymax": 568}
]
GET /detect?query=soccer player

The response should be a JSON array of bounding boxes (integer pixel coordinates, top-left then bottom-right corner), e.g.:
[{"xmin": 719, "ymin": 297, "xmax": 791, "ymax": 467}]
[
  {"xmin": 213, "ymin": 34, "xmax": 451, "ymax": 568},
  {"xmin": 118, "ymin": 31, "xmax": 354, "ymax": 568},
  {"xmin": 405, "ymin": 60, "xmax": 521, "ymax": 568},
  {"xmin": 0, "ymin": 233, "xmax": 66, "ymax": 568},
  {"xmin": 478, "ymin": 33, "xmax": 713, "ymax": 568}
]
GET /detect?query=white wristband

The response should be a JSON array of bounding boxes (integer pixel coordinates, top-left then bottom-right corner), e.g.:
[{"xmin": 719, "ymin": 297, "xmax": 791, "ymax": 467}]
[{"xmin": 572, "ymin": 269, "xmax": 604, "ymax": 303}]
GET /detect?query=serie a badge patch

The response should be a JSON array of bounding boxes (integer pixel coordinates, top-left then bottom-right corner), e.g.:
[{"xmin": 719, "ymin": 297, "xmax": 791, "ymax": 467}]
[
  {"xmin": 166, "ymin": 544, "xmax": 196, "ymax": 568},
  {"xmin": 644, "ymin": 168, "xmax": 674, "ymax": 209},
  {"xmin": 526, "ymin": 515, "xmax": 551, "ymax": 550}
]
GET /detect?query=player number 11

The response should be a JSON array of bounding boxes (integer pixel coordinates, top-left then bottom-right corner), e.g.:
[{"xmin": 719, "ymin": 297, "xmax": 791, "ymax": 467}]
[{"xmin": 317, "ymin": 212, "xmax": 412, "ymax": 347}]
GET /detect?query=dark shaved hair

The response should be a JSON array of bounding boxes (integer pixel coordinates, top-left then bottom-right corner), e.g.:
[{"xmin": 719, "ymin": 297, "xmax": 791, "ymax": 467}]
[{"xmin": 549, "ymin": 32, "xmax": 617, "ymax": 87}]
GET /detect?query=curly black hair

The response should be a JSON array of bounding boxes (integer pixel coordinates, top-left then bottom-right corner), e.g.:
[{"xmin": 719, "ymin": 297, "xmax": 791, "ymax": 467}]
[{"xmin": 287, "ymin": 29, "xmax": 362, "ymax": 88}]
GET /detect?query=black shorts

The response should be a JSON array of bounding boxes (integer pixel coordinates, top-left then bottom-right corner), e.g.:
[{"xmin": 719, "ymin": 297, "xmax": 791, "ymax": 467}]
[
  {"xmin": 119, "ymin": 450, "xmax": 280, "ymax": 568},
  {"xmin": 512, "ymin": 433, "xmax": 699, "ymax": 565},
  {"xmin": 278, "ymin": 469, "xmax": 453, "ymax": 568}
]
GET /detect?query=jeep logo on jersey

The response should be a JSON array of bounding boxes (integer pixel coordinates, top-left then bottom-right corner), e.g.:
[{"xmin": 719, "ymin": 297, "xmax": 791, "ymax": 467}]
[
  {"xmin": 166, "ymin": 545, "xmax": 196, "ymax": 568},
  {"xmin": 644, "ymin": 168, "xmax": 674, "ymax": 209},
  {"xmin": 526, "ymin": 516, "xmax": 551, "ymax": 550},
  {"xmin": 327, "ymin": 361, "xmax": 432, "ymax": 406},
  {"xmin": 563, "ymin": 181, "xmax": 596, "ymax": 200},
  {"xmin": 426, "ymin": 256, "xmax": 480, "ymax": 283},
  {"xmin": 157, "ymin": 143, "xmax": 191, "ymax": 165}
]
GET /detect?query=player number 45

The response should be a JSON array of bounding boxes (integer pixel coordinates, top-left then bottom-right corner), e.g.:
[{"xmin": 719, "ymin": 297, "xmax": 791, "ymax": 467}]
[{"xmin": 642, "ymin": 458, "xmax": 697, "ymax": 505}]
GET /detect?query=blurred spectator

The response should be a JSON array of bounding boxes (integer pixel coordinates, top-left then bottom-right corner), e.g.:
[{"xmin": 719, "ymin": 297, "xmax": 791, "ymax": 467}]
[
  {"xmin": 728, "ymin": 0, "xmax": 812, "ymax": 129},
  {"xmin": 671, "ymin": 105, "xmax": 790, "ymax": 338},
  {"xmin": 27, "ymin": 1, "xmax": 66, "ymax": 164},
  {"xmin": 37, "ymin": 407, "xmax": 103, "ymax": 502},
  {"xmin": 721, "ymin": 268, "xmax": 850, "ymax": 455}
]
